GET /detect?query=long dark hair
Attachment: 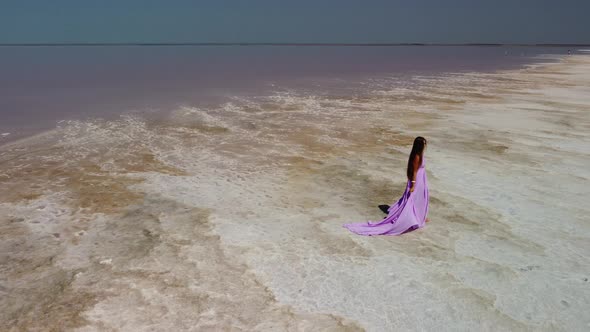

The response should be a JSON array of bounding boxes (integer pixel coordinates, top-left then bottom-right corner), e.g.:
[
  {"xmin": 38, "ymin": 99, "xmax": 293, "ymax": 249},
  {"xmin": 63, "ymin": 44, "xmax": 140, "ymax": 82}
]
[{"xmin": 407, "ymin": 136, "xmax": 427, "ymax": 180}]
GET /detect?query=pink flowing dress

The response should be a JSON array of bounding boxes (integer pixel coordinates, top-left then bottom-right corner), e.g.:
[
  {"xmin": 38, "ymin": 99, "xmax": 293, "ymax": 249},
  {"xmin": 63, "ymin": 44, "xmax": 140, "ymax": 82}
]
[{"xmin": 343, "ymin": 157, "xmax": 429, "ymax": 236}]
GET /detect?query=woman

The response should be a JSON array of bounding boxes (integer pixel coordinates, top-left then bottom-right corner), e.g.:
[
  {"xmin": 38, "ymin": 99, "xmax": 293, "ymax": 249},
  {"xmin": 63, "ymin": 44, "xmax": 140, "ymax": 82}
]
[{"xmin": 343, "ymin": 136, "xmax": 429, "ymax": 236}]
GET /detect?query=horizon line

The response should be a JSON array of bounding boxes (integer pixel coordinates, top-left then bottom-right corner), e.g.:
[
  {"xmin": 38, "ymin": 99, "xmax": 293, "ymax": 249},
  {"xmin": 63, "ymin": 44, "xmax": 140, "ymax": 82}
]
[{"xmin": 1, "ymin": 42, "xmax": 589, "ymax": 47}]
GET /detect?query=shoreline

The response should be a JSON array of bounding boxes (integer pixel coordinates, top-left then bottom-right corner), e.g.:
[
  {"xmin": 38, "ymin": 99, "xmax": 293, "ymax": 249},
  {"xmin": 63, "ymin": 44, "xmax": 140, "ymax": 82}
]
[{"xmin": 0, "ymin": 51, "xmax": 568, "ymax": 150}]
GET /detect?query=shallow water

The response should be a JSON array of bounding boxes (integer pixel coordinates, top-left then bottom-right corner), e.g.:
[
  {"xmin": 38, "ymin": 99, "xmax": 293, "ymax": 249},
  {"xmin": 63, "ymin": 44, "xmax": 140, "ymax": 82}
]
[
  {"xmin": 0, "ymin": 45, "xmax": 572, "ymax": 142},
  {"xmin": 1, "ymin": 54, "xmax": 589, "ymax": 331}
]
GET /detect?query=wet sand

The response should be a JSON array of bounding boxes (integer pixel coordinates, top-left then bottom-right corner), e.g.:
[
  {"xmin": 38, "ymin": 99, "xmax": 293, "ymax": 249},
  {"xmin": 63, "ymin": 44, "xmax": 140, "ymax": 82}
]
[{"xmin": 1, "ymin": 55, "xmax": 589, "ymax": 331}]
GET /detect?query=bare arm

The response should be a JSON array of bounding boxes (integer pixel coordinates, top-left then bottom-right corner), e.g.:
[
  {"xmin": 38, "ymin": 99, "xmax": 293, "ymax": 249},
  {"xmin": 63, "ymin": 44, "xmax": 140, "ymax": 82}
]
[{"xmin": 410, "ymin": 155, "xmax": 420, "ymax": 192}]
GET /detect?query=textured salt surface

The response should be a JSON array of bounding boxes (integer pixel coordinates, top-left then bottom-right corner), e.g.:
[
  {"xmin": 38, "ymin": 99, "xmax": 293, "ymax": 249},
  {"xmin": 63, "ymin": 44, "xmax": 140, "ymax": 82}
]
[{"xmin": 1, "ymin": 55, "xmax": 589, "ymax": 331}]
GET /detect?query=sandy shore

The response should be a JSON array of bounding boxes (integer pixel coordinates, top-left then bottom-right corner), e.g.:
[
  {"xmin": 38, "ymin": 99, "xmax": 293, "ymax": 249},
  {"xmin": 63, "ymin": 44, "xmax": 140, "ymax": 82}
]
[{"xmin": 1, "ymin": 55, "xmax": 589, "ymax": 331}]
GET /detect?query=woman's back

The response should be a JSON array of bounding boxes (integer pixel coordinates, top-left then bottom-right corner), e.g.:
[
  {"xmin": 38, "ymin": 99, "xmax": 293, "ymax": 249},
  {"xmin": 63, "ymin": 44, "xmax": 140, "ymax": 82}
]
[{"xmin": 343, "ymin": 137, "xmax": 429, "ymax": 236}]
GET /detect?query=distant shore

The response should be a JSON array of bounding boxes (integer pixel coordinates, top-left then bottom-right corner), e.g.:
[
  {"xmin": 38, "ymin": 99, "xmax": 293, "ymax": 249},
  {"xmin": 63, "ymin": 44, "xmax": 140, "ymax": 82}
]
[{"xmin": 1, "ymin": 42, "xmax": 589, "ymax": 47}]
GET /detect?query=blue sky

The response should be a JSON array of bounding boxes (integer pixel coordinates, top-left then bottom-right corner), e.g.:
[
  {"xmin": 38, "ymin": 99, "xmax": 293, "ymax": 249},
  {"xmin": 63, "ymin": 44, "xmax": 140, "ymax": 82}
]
[{"xmin": 1, "ymin": 0, "xmax": 588, "ymax": 44}]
